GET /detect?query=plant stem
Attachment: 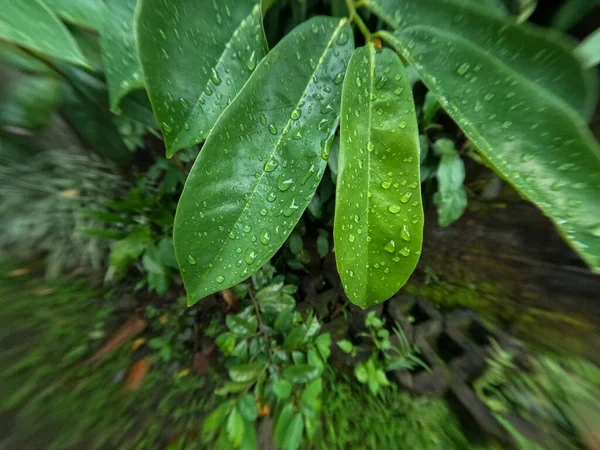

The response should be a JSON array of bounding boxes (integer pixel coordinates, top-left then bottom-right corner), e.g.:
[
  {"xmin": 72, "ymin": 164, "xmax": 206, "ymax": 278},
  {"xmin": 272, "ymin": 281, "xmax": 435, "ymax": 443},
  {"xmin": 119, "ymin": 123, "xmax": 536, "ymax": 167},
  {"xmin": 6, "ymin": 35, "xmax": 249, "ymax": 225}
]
[{"xmin": 345, "ymin": 0, "xmax": 372, "ymax": 41}]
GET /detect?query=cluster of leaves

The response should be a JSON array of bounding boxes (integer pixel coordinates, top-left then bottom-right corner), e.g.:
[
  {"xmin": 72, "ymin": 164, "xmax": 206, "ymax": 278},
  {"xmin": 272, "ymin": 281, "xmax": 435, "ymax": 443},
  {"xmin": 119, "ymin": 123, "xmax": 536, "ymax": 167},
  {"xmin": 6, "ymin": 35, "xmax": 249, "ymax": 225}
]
[
  {"xmin": 475, "ymin": 340, "xmax": 600, "ymax": 449},
  {"xmin": 337, "ymin": 311, "xmax": 426, "ymax": 394},
  {"xmin": 206, "ymin": 274, "xmax": 332, "ymax": 450}
]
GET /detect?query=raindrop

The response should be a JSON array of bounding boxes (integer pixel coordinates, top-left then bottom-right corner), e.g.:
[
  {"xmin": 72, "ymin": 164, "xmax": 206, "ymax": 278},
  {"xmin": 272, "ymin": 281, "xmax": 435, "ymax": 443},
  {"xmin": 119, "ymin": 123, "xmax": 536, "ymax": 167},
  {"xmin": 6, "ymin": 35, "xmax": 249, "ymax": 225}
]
[
  {"xmin": 277, "ymin": 174, "xmax": 293, "ymax": 191},
  {"xmin": 290, "ymin": 109, "xmax": 302, "ymax": 120},
  {"xmin": 384, "ymin": 240, "xmax": 396, "ymax": 253},
  {"xmin": 311, "ymin": 23, "xmax": 319, "ymax": 34},
  {"xmin": 267, "ymin": 191, "xmax": 277, "ymax": 202},
  {"xmin": 260, "ymin": 114, "xmax": 267, "ymax": 126},
  {"xmin": 244, "ymin": 248, "xmax": 257, "ymax": 264},
  {"xmin": 336, "ymin": 31, "xmax": 349, "ymax": 45},
  {"xmin": 162, "ymin": 122, "xmax": 173, "ymax": 134},
  {"xmin": 247, "ymin": 51, "xmax": 257, "ymax": 71},
  {"xmin": 399, "ymin": 121, "xmax": 407, "ymax": 129},
  {"xmin": 211, "ymin": 68, "xmax": 222, "ymax": 85},
  {"xmin": 388, "ymin": 205, "xmax": 401, "ymax": 214},
  {"xmin": 456, "ymin": 63, "xmax": 469, "ymax": 76},
  {"xmin": 348, "ymin": 234, "xmax": 355, "ymax": 243},
  {"xmin": 333, "ymin": 72, "xmax": 345, "ymax": 85},
  {"xmin": 381, "ymin": 181, "xmax": 391, "ymax": 189},
  {"xmin": 400, "ymin": 192, "xmax": 412, "ymax": 204},
  {"xmin": 216, "ymin": 275, "xmax": 225, "ymax": 283},
  {"xmin": 187, "ymin": 254, "xmax": 196, "ymax": 265},
  {"xmin": 264, "ymin": 157, "xmax": 279, "ymax": 172},
  {"xmin": 260, "ymin": 230, "xmax": 271, "ymax": 244},
  {"xmin": 399, "ymin": 247, "xmax": 411, "ymax": 257},
  {"xmin": 242, "ymin": 225, "xmax": 252, "ymax": 233},
  {"xmin": 401, "ymin": 225, "xmax": 411, "ymax": 242},
  {"xmin": 269, "ymin": 124, "xmax": 278, "ymax": 135}
]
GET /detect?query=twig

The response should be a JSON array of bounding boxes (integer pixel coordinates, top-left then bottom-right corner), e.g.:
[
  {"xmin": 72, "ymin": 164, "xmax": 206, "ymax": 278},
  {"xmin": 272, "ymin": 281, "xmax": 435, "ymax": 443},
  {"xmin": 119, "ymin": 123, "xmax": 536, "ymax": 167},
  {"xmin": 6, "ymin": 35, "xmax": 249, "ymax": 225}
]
[{"xmin": 345, "ymin": 0, "xmax": 372, "ymax": 41}]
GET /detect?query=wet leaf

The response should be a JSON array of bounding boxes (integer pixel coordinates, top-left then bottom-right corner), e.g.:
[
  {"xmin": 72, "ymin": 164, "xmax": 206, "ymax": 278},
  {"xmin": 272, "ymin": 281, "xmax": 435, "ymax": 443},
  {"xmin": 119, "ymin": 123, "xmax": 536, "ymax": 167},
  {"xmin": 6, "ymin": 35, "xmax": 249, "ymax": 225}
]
[
  {"xmin": 283, "ymin": 364, "xmax": 319, "ymax": 383},
  {"xmin": 136, "ymin": 0, "xmax": 268, "ymax": 157},
  {"xmin": 0, "ymin": 0, "xmax": 88, "ymax": 67},
  {"xmin": 100, "ymin": 0, "xmax": 145, "ymax": 112},
  {"xmin": 366, "ymin": 0, "xmax": 598, "ymax": 119},
  {"xmin": 335, "ymin": 44, "xmax": 423, "ymax": 308},
  {"xmin": 45, "ymin": 0, "xmax": 105, "ymax": 30},
  {"xmin": 433, "ymin": 139, "xmax": 467, "ymax": 227},
  {"xmin": 228, "ymin": 363, "xmax": 262, "ymax": 383},
  {"xmin": 370, "ymin": 0, "xmax": 600, "ymax": 272},
  {"xmin": 226, "ymin": 408, "xmax": 245, "ymax": 448},
  {"xmin": 174, "ymin": 17, "xmax": 354, "ymax": 304}
]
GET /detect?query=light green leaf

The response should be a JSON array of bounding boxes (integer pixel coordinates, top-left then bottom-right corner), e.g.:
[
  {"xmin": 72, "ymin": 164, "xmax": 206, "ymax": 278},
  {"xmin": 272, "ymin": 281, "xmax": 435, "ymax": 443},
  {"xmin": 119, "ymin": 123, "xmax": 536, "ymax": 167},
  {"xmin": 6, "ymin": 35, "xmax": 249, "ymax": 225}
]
[
  {"xmin": 274, "ymin": 404, "xmax": 294, "ymax": 448},
  {"xmin": 228, "ymin": 363, "xmax": 262, "ymax": 383},
  {"xmin": 283, "ymin": 364, "xmax": 319, "ymax": 384},
  {"xmin": 0, "ymin": 0, "xmax": 88, "ymax": 67},
  {"xmin": 226, "ymin": 408, "xmax": 245, "ymax": 448},
  {"xmin": 433, "ymin": 139, "xmax": 467, "ymax": 227},
  {"xmin": 576, "ymin": 28, "xmax": 600, "ymax": 69},
  {"xmin": 174, "ymin": 17, "xmax": 354, "ymax": 304},
  {"xmin": 136, "ymin": 0, "xmax": 268, "ymax": 157},
  {"xmin": 100, "ymin": 0, "xmax": 144, "ymax": 112},
  {"xmin": 239, "ymin": 423, "xmax": 257, "ymax": 450},
  {"xmin": 282, "ymin": 413, "xmax": 304, "ymax": 450},
  {"xmin": 337, "ymin": 339, "xmax": 354, "ymax": 354},
  {"xmin": 335, "ymin": 44, "xmax": 423, "ymax": 308},
  {"xmin": 551, "ymin": 0, "xmax": 599, "ymax": 32},
  {"xmin": 237, "ymin": 394, "xmax": 259, "ymax": 422},
  {"xmin": 300, "ymin": 378, "xmax": 322, "ymax": 410},
  {"xmin": 272, "ymin": 379, "xmax": 293, "ymax": 400},
  {"xmin": 366, "ymin": 0, "xmax": 598, "ymax": 119},
  {"xmin": 216, "ymin": 332, "xmax": 236, "ymax": 355},
  {"xmin": 45, "ymin": 0, "xmax": 105, "ymax": 30},
  {"xmin": 370, "ymin": 0, "xmax": 600, "ymax": 272},
  {"xmin": 315, "ymin": 333, "xmax": 331, "ymax": 361},
  {"xmin": 203, "ymin": 403, "xmax": 230, "ymax": 441}
]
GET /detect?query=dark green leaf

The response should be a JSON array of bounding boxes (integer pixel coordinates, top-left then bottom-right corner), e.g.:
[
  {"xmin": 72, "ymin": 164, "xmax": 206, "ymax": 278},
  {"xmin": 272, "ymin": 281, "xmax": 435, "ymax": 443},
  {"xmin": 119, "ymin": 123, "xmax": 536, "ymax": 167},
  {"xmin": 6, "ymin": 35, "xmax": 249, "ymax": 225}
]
[
  {"xmin": 433, "ymin": 139, "xmax": 467, "ymax": 227},
  {"xmin": 367, "ymin": 0, "xmax": 598, "ymax": 118},
  {"xmin": 283, "ymin": 325, "xmax": 307, "ymax": 350},
  {"xmin": 0, "ymin": 75, "xmax": 60, "ymax": 132},
  {"xmin": 45, "ymin": 0, "xmax": 105, "ymax": 30},
  {"xmin": 272, "ymin": 379, "xmax": 293, "ymax": 400},
  {"xmin": 226, "ymin": 408, "xmax": 245, "ymax": 448},
  {"xmin": 550, "ymin": 0, "xmax": 598, "ymax": 31},
  {"xmin": 237, "ymin": 394, "xmax": 259, "ymax": 421},
  {"xmin": 335, "ymin": 44, "xmax": 423, "ymax": 308},
  {"xmin": 283, "ymin": 364, "xmax": 319, "ymax": 384},
  {"xmin": 274, "ymin": 306, "xmax": 295, "ymax": 332},
  {"xmin": 228, "ymin": 363, "xmax": 262, "ymax": 383},
  {"xmin": 0, "ymin": 42, "xmax": 54, "ymax": 73},
  {"xmin": 371, "ymin": 0, "xmax": 600, "ymax": 271},
  {"xmin": 0, "ymin": 0, "xmax": 88, "ymax": 67},
  {"xmin": 100, "ymin": 0, "xmax": 144, "ymax": 112},
  {"xmin": 136, "ymin": 0, "xmax": 268, "ymax": 156},
  {"xmin": 174, "ymin": 17, "xmax": 354, "ymax": 304},
  {"xmin": 203, "ymin": 403, "xmax": 230, "ymax": 441}
]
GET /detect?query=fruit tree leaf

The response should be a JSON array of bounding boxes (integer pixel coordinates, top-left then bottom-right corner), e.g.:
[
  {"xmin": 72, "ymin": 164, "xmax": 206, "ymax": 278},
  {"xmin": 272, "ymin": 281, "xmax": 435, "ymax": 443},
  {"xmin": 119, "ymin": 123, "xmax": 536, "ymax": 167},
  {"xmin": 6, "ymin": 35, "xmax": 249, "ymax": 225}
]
[
  {"xmin": 366, "ymin": 0, "xmax": 598, "ymax": 119},
  {"xmin": 371, "ymin": 1, "xmax": 600, "ymax": 272},
  {"xmin": 136, "ymin": 0, "xmax": 268, "ymax": 157},
  {"xmin": 100, "ymin": 0, "xmax": 145, "ymax": 112},
  {"xmin": 45, "ymin": 0, "xmax": 105, "ymax": 31},
  {"xmin": 174, "ymin": 17, "xmax": 354, "ymax": 304},
  {"xmin": 334, "ymin": 44, "xmax": 423, "ymax": 308},
  {"xmin": 0, "ymin": 0, "xmax": 88, "ymax": 67}
]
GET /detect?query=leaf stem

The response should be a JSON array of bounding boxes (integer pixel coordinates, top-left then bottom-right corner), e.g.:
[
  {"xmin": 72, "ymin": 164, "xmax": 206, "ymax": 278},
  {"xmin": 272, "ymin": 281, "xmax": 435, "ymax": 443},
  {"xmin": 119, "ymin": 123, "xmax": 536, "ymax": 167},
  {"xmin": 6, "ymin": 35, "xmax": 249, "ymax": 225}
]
[{"xmin": 345, "ymin": 0, "xmax": 372, "ymax": 41}]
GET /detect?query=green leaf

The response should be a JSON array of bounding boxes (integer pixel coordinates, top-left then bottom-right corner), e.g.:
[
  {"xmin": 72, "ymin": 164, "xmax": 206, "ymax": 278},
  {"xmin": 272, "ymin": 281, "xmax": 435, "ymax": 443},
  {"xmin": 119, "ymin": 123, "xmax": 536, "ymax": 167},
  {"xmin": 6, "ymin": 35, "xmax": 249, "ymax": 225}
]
[
  {"xmin": 228, "ymin": 363, "xmax": 262, "ymax": 383},
  {"xmin": 0, "ymin": 75, "xmax": 60, "ymax": 132},
  {"xmin": 109, "ymin": 226, "xmax": 152, "ymax": 275},
  {"xmin": 226, "ymin": 408, "xmax": 245, "ymax": 448},
  {"xmin": 226, "ymin": 314, "xmax": 258, "ymax": 336},
  {"xmin": 136, "ymin": 0, "xmax": 268, "ymax": 157},
  {"xmin": 45, "ymin": 0, "xmax": 105, "ymax": 30},
  {"xmin": 282, "ymin": 413, "xmax": 304, "ymax": 450},
  {"xmin": 274, "ymin": 404, "xmax": 294, "ymax": 447},
  {"xmin": 355, "ymin": 363, "xmax": 368, "ymax": 383},
  {"xmin": 272, "ymin": 379, "xmax": 293, "ymax": 400},
  {"xmin": 300, "ymin": 378, "xmax": 322, "ymax": 411},
  {"xmin": 283, "ymin": 325, "xmax": 307, "ymax": 350},
  {"xmin": 433, "ymin": 139, "xmax": 467, "ymax": 227},
  {"xmin": 203, "ymin": 403, "xmax": 230, "ymax": 441},
  {"xmin": 366, "ymin": 0, "xmax": 598, "ymax": 119},
  {"xmin": 216, "ymin": 332, "xmax": 236, "ymax": 355},
  {"xmin": 239, "ymin": 422, "xmax": 257, "ymax": 450},
  {"xmin": 576, "ymin": 28, "xmax": 600, "ymax": 69},
  {"xmin": 174, "ymin": 17, "xmax": 354, "ymax": 304},
  {"xmin": 100, "ymin": 0, "xmax": 144, "ymax": 112},
  {"xmin": 283, "ymin": 364, "xmax": 319, "ymax": 384},
  {"xmin": 0, "ymin": 0, "xmax": 88, "ymax": 67},
  {"xmin": 316, "ymin": 231, "xmax": 329, "ymax": 258},
  {"xmin": 337, "ymin": 339, "xmax": 354, "ymax": 354},
  {"xmin": 315, "ymin": 333, "xmax": 331, "ymax": 361},
  {"xmin": 274, "ymin": 306, "xmax": 295, "ymax": 332},
  {"xmin": 334, "ymin": 44, "xmax": 423, "ymax": 308},
  {"xmin": 237, "ymin": 394, "xmax": 259, "ymax": 422},
  {"xmin": 371, "ymin": 0, "xmax": 600, "ymax": 272},
  {"xmin": 216, "ymin": 381, "xmax": 253, "ymax": 396}
]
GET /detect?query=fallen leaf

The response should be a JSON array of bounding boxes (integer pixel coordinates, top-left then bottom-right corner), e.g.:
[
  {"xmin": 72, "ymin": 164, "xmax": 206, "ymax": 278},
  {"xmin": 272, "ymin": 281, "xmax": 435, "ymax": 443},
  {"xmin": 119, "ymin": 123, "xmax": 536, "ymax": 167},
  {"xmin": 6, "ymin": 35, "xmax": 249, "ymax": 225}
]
[
  {"xmin": 89, "ymin": 314, "xmax": 147, "ymax": 363},
  {"xmin": 221, "ymin": 289, "xmax": 239, "ymax": 310},
  {"xmin": 193, "ymin": 342, "xmax": 215, "ymax": 375},
  {"xmin": 159, "ymin": 314, "xmax": 169, "ymax": 325},
  {"xmin": 258, "ymin": 403, "xmax": 270, "ymax": 417},
  {"xmin": 131, "ymin": 337, "xmax": 146, "ymax": 351},
  {"xmin": 7, "ymin": 268, "xmax": 29, "ymax": 277},
  {"xmin": 124, "ymin": 358, "xmax": 150, "ymax": 391}
]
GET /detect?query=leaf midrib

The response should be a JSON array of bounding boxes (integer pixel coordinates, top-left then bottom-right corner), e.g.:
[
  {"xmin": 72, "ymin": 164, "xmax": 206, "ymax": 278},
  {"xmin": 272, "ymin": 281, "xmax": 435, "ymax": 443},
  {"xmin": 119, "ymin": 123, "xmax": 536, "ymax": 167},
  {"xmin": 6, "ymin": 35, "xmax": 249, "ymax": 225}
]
[
  {"xmin": 196, "ymin": 18, "xmax": 348, "ymax": 296},
  {"xmin": 171, "ymin": 3, "xmax": 263, "ymax": 150}
]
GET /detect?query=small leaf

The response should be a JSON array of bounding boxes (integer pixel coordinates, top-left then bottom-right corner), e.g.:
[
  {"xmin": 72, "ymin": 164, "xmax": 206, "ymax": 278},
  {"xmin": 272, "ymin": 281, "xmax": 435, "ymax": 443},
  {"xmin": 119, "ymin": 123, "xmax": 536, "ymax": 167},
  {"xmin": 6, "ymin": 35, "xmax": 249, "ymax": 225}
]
[
  {"xmin": 433, "ymin": 139, "xmax": 467, "ymax": 227},
  {"xmin": 337, "ymin": 340, "xmax": 354, "ymax": 354},
  {"xmin": 355, "ymin": 363, "xmax": 368, "ymax": 383},
  {"xmin": 316, "ymin": 231, "xmax": 329, "ymax": 258},
  {"xmin": 272, "ymin": 379, "xmax": 293, "ymax": 400},
  {"xmin": 0, "ymin": 0, "xmax": 88, "ymax": 67},
  {"xmin": 174, "ymin": 17, "xmax": 354, "ymax": 305},
  {"xmin": 226, "ymin": 408, "xmax": 245, "ymax": 448},
  {"xmin": 335, "ymin": 44, "xmax": 423, "ymax": 308},
  {"xmin": 228, "ymin": 363, "xmax": 262, "ymax": 383},
  {"xmin": 100, "ymin": 0, "xmax": 144, "ymax": 112},
  {"xmin": 315, "ymin": 333, "xmax": 331, "ymax": 361},
  {"xmin": 216, "ymin": 332, "xmax": 236, "ymax": 356},
  {"xmin": 136, "ymin": 0, "xmax": 268, "ymax": 157},
  {"xmin": 237, "ymin": 394, "xmax": 259, "ymax": 422},
  {"xmin": 283, "ymin": 364, "xmax": 319, "ymax": 384}
]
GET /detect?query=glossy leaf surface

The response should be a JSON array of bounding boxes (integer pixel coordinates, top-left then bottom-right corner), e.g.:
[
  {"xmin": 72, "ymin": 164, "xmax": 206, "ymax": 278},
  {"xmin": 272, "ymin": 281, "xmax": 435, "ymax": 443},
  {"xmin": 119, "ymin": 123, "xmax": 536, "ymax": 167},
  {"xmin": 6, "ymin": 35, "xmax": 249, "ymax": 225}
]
[
  {"xmin": 366, "ymin": 0, "xmax": 598, "ymax": 119},
  {"xmin": 174, "ymin": 17, "xmax": 353, "ymax": 304},
  {"xmin": 374, "ymin": 15, "xmax": 600, "ymax": 271},
  {"xmin": 0, "ymin": 0, "xmax": 87, "ymax": 67},
  {"xmin": 100, "ymin": 0, "xmax": 144, "ymax": 112},
  {"xmin": 45, "ymin": 0, "xmax": 105, "ymax": 31},
  {"xmin": 335, "ymin": 44, "xmax": 423, "ymax": 308},
  {"xmin": 136, "ymin": 0, "xmax": 268, "ymax": 157}
]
